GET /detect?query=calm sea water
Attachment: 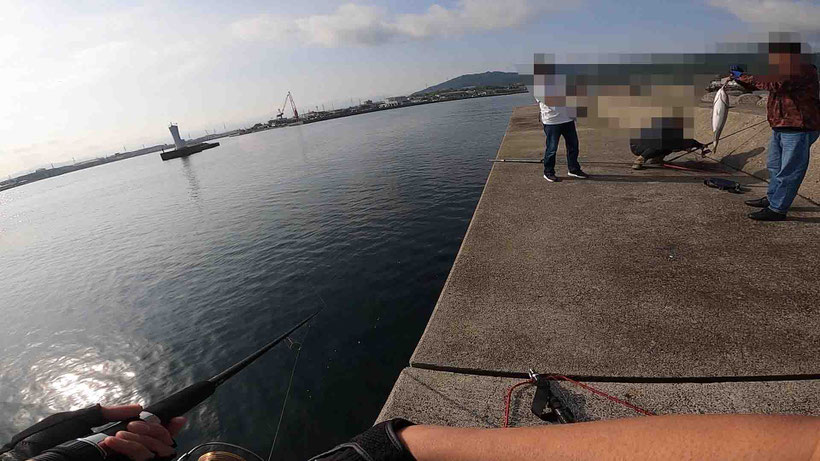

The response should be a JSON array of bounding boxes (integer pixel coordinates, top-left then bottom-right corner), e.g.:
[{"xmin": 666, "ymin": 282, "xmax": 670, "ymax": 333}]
[{"xmin": 0, "ymin": 93, "xmax": 531, "ymax": 459}]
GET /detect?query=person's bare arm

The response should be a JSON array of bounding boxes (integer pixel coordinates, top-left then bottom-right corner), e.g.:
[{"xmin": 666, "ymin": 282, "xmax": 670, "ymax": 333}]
[{"xmin": 398, "ymin": 414, "xmax": 820, "ymax": 461}]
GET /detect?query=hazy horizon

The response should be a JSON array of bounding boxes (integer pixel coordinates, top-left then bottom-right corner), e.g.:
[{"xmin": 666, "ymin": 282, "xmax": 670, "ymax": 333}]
[{"xmin": 2, "ymin": 0, "xmax": 818, "ymax": 177}]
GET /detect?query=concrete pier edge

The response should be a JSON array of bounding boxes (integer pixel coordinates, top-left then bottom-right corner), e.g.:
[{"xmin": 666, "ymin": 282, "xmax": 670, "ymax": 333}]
[{"xmin": 380, "ymin": 104, "xmax": 820, "ymax": 426}]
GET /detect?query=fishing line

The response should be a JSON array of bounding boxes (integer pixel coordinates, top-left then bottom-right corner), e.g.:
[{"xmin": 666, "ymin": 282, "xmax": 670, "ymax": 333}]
[
  {"xmin": 665, "ymin": 119, "xmax": 770, "ymax": 164},
  {"xmin": 266, "ymin": 322, "xmax": 311, "ymax": 461},
  {"xmin": 705, "ymin": 119, "xmax": 769, "ymax": 147},
  {"xmin": 717, "ymin": 119, "xmax": 770, "ymax": 141},
  {"xmin": 266, "ymin": 285, "xmax": 328, "ymax": 461},
  {"xmin": 663, "ymin": 150, "xmax": 699, "ymax": 164}
]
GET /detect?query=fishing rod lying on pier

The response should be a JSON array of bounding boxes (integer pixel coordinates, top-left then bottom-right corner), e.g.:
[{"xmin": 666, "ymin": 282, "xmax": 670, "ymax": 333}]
[
  {"xmin": 17, "ymin": 311, "xmax": 319, "ymax": 461},
  {"xmin": 489, "ymin": 120, "xmax": 770, "ymax": 166}
]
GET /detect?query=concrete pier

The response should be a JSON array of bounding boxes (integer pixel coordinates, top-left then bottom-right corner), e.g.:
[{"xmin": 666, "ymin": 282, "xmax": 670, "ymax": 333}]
[{"xmin": 379, "ymin": 105, "xmax": 820, "ymax": 427}]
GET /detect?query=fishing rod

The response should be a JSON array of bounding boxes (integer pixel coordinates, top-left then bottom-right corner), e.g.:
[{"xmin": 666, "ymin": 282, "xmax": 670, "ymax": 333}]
[
  {"xmin": 489, "ymin": 159, "xmax": 634, "ymax": 165},
  {"xmin": 663, "ymin": 119, "xmax": 770, "ymax": 164},
  {"xmin": 29, "ymin": 311, "xmax": 319, "ymax": 461},
  {"xmin": 491, "ymin": 118, "xmax": 770, "ymax": 168}
]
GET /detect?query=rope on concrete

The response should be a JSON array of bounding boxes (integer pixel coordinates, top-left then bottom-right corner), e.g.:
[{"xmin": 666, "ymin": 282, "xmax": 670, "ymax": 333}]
[{"xmin": 503, "ymin": 375, "xmax": 656, "ymax": 427}]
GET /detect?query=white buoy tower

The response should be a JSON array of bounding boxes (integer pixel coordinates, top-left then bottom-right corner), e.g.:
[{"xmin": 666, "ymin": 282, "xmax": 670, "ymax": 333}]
[{"xmin": 169, "ymin": 123, "xmax": 186, "ymax": 149}]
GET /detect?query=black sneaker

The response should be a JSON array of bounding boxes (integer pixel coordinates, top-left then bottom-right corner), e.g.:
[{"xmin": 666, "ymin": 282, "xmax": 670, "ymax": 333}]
[
  {"xmin": 567, "ymin": 169, "xmax": 589, "ymax": 179},
  {"xmin": 748, "ymin": 208, "xmax": 786, "ymax": 221},
  {"xmin": 543, "ymin": 173, "xmax": 560, "ymax": 182},
  {"xmin": 744, "ymin": 197, "xmax": 769, "ymax": 208}
]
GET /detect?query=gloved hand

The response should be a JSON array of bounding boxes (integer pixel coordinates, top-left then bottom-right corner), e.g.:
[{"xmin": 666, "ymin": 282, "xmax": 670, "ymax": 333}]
[
  {"xmin": 729, "ymin": 65, "xmax": 744, "ymax": 79},
  {"xmin": 0, "ymin": 404, "xmax": 109, "ymax": 459},
  {"xmin": 308, "ymin": 418, "xmax": 415, "ymax": 461},
  {"xmin": 0, "ymin": 404, "xmax": 184, "ymax": 461}
]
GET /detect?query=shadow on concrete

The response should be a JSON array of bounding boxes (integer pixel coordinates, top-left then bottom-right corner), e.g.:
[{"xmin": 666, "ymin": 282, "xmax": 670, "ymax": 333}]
[
  {"xmin": 507, "ymin": 385, "xmax": 595, "ymax": 426},
  {"xmin": 508, "ymin": 391, "xmax": 528, "ymax": 426},
  {"xmin": 787, "ymin": 216, "xmax": 820, "ymax": 223},
  {"xmin": 668, "ymin": 162, "xmax": 731, "ymax": 173},
  {"xmin": 586, "ymin": 174, "xmax": 748, "ymax": 185},
  {"xmin": 553, "ymin": 385, "xmax": 593, "ymax": 423},
  {"xmin": 723, "ymin": 146, "xmax": 766, "ymax": 170},
  {"xmin": 406, "ymin": 372, "xmax": 499, "ymax": 427}
]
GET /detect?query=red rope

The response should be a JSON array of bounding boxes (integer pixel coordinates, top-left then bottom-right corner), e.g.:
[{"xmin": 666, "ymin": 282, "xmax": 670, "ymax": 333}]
[
  {"xmin": 502, "ymin": 374, "xmax": 656, "ymax": 427},
  {"xmin": 551, "ymin": 375, "xmax": 656, "ymax": 417},
  {"xmin": 503, "ymin": 379, "xmax": 534, "ymax": 427}
]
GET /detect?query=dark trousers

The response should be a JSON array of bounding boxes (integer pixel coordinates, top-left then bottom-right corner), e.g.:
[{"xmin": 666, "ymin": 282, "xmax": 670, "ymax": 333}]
[{"xmin": 543, "ymin": 121, "xmax": 580, "ymax": 175}]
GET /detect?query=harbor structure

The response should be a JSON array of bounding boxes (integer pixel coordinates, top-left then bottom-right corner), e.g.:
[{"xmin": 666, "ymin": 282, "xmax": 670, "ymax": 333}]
[
  {"xmin": 169, "ymin": 124, "xmax": 186, "ymax": 149},
  {"xmin": 160, "ymin": 123, "xmax": 219, "ymax": 161}
]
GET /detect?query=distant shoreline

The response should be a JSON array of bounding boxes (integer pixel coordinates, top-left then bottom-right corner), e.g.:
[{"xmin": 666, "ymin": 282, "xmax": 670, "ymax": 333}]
[
  {"xmin": 242, "ymin": 86, "xmax": 529, "ymax": 135},
  {"xmin": 0, "ymin": 89, "xmax": 529, "ymax": 194}
]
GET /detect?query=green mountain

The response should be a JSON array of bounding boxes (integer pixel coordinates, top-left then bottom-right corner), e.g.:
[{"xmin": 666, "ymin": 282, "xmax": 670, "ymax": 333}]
[{"xmin": 412, "ymin": 71, "xmax": 523, "ymax": 95}]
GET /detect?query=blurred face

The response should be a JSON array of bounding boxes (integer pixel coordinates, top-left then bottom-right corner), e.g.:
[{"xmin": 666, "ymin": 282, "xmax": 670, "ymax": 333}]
[{"xmin": 769, "ymin": 52, "xmax": 803, "ymax": 75}]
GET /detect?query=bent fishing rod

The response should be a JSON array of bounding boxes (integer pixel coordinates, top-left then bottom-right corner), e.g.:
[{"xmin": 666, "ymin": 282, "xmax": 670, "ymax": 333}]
[{"xmin": 29, "ymin": 311, "xmax": 319, "ymax": 461}]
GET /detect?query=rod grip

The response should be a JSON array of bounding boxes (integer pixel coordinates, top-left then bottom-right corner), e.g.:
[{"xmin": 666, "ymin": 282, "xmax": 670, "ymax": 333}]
[
  {"xmin": 30, "ymin": 439, "xmax": 106, "ymax": 461},
  {"xmin": 28, "ymin": 382, "xmax": 215, "ymax": 461}
]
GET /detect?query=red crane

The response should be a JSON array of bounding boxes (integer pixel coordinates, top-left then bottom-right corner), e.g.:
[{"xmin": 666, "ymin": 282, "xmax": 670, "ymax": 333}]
[{"xmin": 276, "ymin": 91, "xmax": 299, "ymax": 120}]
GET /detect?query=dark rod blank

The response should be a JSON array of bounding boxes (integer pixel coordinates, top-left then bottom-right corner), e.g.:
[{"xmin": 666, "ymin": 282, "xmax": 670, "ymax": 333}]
[{"xmin": 210, "ymin": 311, "xmax": 318, "ymax": 386}]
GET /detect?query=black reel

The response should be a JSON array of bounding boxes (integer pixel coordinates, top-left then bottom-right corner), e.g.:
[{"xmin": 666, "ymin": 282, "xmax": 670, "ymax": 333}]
[{"xmin": 529, "ymin": 370, "xmax": 575, "ymax": 424}]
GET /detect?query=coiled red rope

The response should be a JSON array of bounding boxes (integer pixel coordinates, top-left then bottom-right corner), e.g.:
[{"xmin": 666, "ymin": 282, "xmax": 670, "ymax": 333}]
[{"xmin": 502, "ymin": 374, "xmax": 656, "ymax": 428}]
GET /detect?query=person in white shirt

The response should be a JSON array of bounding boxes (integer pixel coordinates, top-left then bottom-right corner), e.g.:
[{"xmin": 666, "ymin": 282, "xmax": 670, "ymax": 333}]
[{"xmin": 535, "ymin": 97, "xmax": 588, "ymax": 182}]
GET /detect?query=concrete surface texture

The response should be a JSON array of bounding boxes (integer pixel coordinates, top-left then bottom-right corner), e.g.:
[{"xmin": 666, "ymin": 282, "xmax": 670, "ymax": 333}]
[
  {"xmin": 380, "ymin": 104, "xmax": 820, "ymax": 425},
  {"xmin": 378, "ymin": 368, "xmax": 820, "ymax": 427},
  {"xmin": 412, "ymin": 104, "xmax": 820, "ymax": 378}
]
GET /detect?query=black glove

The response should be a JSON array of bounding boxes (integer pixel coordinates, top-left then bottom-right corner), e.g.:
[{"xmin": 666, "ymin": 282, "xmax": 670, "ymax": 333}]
[
  {"xmin": 307, "ymin": 418, "xmax": 415, "ymax": 461},
  {"xmin": 0, "ymin": 404, "xmax": 106, "ymax": 460}
]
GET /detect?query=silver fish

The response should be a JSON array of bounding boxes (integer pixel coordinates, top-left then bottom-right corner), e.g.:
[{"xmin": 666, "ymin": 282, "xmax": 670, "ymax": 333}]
[{"xmin": 712, "ymin": 85, "xmax": 729, "ymax": 154}]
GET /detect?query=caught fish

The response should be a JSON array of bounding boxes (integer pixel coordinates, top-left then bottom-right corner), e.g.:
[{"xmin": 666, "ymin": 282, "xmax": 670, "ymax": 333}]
[{"xmin": 712, "ymin": 85, "xmax": 729, "ymax": 154}]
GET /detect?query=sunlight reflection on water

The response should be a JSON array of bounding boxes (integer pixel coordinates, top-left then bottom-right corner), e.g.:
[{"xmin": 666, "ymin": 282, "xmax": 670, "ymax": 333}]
[
  {"xmin": 0, "ymin": 93, "xmax": 531, "ymax": 458},
  {"xmin": 1, "ymin": 333, "xmax": 159, "ymax": 429}
]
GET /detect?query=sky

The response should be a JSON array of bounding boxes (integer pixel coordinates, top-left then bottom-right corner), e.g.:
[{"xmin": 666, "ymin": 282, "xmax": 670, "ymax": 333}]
[{"xmin": 1, "ymin": 0, "xmax": 818, "ymax": 177}]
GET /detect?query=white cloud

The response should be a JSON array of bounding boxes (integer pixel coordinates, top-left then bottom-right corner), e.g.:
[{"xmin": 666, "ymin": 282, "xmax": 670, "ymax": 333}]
[
  {"xmin": 396, "ymin": 0, "xmax": 541, "ymax": 38},
  {"xmin": 232, "ymin": 4, "xmax": 396, "ymax": 46},
  {"xmin": 231, "ymin": 0, "xmax": 576, "ymax": 47},
  {"xmin": 708, "ymin": 0, "xmax": 820, "ymax": 30}
]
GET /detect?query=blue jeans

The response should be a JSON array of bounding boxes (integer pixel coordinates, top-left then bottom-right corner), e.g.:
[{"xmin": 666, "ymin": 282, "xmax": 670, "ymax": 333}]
[
  {"xmin": 543, "ymin": 121, "xmax": 581, "ymax": 175},
  {"xmin": 766, "ymin": 130, "xmax": 819, "ymax": 213}
]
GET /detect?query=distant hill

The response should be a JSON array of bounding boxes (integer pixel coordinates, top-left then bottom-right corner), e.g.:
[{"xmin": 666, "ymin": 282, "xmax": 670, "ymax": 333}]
[{"xmin": 413, "ymin": 71, "xmax": 523, "ymax": 95}]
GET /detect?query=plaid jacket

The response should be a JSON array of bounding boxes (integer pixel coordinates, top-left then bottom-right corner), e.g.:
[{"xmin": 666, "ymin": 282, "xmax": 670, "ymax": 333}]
[{"xmin": 736, "ymin": 64, "xmax": 820, "ymax": 131}]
